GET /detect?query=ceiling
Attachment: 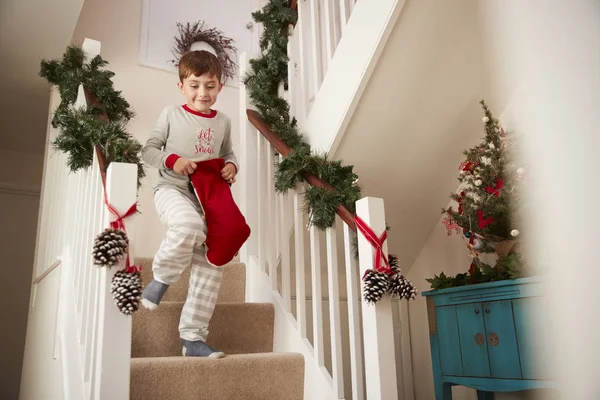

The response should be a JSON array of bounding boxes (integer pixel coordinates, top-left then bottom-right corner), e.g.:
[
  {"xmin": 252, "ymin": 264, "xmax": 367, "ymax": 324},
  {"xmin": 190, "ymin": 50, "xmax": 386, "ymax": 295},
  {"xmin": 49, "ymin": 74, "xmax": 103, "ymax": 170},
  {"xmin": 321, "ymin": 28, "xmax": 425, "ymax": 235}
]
[
  {"xmin": 0, "ymin": 0, "xmax": 84, "ymax": 155},
  {"xmin": 334, "ymin": 0, "xmax": 502, "ymax": 271}
]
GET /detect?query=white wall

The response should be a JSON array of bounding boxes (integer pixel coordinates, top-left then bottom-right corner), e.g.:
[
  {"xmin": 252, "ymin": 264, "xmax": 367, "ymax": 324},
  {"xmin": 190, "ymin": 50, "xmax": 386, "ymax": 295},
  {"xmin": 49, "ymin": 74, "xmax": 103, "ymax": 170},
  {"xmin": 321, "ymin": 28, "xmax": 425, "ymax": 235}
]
[
  {"xmin": 0, "ymin": 150, "xmax": 43, "ymax": 400},
  {"xmin": 71, "ymin": 0, "xmax": 242, "ymax": 258},
  {"xmin": 405, "ymin": 2, "xmax": 599, "ymax": 397},
  {"xmin": 477, "ymin": 1, "xmax": 600, "ymax": 397}
]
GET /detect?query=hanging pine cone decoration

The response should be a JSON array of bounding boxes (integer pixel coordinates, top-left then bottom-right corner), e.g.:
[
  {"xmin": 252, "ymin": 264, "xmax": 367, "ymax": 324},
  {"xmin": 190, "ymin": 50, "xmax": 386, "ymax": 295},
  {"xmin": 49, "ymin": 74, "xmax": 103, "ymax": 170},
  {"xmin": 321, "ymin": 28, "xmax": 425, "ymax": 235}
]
[
  {"xmin": 389, "ymin": 274, "xmax": 418, "ymax": 300},
  {"xmin": 363, "ymin": 269, "xmax": 390, "ymax": 305},
  {"xmin": 93, "ymin": 228, "xmax": 128, "ymax": 268},
  {"xmin": 111, "ymin": 269, "xmax": 142, "ymax": 315},
  {"xmin": 388, "ymin": 254, "xmax": 418, "ymax": 300}
]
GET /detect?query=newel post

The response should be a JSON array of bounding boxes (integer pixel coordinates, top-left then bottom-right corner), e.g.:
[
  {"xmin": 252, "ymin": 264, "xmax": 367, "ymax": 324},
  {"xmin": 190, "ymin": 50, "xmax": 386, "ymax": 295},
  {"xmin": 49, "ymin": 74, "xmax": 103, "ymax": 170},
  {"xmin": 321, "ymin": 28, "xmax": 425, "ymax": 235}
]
[
  {"xmin": 94, "ymin": 161, "xmax": 137, "ymax": 399},
  {"xmin": 356, "ymin": 197, "xmax": 399, "ymax": 399}
]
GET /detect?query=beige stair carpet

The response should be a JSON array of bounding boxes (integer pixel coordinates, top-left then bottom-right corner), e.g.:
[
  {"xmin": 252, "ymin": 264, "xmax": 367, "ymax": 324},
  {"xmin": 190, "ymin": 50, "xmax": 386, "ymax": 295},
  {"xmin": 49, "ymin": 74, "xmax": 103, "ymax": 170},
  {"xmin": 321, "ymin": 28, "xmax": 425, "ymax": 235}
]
[{"xmin": 132, "ymin": 258, "xmax": 304, "ymax": 400}]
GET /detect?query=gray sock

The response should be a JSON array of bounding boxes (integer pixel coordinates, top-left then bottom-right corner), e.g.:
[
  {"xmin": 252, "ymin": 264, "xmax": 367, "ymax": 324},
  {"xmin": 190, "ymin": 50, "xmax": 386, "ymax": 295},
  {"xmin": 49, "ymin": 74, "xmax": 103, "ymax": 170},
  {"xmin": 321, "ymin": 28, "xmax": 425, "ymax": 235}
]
[
  {"xmin": 182, "ymin": 340, "xmax": 225, "ymax": 358},
  {"xmin": 141, "ymin": 279, "xmax": 169, "ymax": 310}
]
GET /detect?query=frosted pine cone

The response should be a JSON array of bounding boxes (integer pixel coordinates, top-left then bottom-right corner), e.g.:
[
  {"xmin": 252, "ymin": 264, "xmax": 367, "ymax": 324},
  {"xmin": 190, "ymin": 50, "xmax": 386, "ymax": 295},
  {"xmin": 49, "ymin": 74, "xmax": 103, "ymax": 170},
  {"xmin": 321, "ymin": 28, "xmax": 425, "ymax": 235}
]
[
  {"xmin": 363, "ymin": 269, "xmax": 390, "ymax": 305},
  {"xmin": 111, "ymin": 270, "xmax": 142, "ymax": 315},
  {"xmin": 93, "ymin": 228, "xmax": 128, "ymax": 268}
]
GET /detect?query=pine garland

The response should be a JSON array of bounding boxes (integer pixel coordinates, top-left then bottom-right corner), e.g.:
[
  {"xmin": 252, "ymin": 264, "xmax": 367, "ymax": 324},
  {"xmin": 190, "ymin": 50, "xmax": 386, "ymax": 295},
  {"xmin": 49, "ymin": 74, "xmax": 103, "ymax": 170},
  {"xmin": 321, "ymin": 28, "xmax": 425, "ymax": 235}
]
[
  {"xmin": 244, "ymin": 0, "xmax": 362, "ymax": 230},
  {"xmin": 40, "ymin": 45, "xmax": 145, "ymax": 186}
]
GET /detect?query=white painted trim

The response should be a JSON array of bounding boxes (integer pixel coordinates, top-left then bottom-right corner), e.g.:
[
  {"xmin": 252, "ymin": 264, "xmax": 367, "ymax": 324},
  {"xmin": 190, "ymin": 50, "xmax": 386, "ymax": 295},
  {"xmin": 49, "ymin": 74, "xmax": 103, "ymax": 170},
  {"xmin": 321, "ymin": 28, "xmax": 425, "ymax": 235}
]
[{"xmin": 0, "ymin": 182, "xmax": 41, "ymax": 196}]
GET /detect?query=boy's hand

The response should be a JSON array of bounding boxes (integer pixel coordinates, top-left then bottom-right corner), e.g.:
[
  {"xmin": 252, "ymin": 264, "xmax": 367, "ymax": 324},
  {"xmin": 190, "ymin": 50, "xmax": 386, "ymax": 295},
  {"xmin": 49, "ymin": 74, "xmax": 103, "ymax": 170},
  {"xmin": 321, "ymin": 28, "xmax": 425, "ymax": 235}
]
[
  {"xmin": 221, "ymin": 163, "xmax": 237, "ymax": 183},
  {"xmin": 173, "ymin": 158, "xmax": 197, "ymax": 176}
]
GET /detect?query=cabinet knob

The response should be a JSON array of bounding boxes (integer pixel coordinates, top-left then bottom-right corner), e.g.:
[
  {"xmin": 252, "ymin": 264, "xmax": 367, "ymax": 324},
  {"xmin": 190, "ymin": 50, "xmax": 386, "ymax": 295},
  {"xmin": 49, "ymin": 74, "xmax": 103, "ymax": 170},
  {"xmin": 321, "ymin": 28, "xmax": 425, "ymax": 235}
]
[
  {"xmin": 485, "ymin": 308, "xmax": 490, "ymax": 314},
  {"xmin": 474, "ymin": 309, "xmax": 480, "ymax": 314}
]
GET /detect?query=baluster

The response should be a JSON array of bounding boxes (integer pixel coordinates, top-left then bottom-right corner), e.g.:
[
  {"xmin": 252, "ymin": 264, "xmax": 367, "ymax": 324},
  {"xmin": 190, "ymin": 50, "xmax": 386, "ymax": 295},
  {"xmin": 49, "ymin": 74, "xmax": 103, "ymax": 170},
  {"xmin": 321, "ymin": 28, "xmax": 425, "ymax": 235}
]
[
  {"xmin": 339, "ymin": 0, "xmax": 349, "ymax": 34},
  {"xmin": 308, "ymin": 0, "xmax": 323, "ymax": 97},
  {"xmin": 294, "ymin": 189, "xmax": 307, "ymax": 337},
  {"xmin": 326, "ymin": 227, "xmax": 344, "ymax": 398},
  {"xmin": 73, "ymin": 172, "xmax": 86, "ymax": 317},
  {"xmin": 323, "ymin": 0, "xmax": 335, "ymax": 63},
  {"xmin": 280, "ymin": 191, "xmax": 292, "ymax": 312},
  {"xmin": 310, "ymin": 226, "xmax": 325, "ymax": 367},
  {"xmin": 83, "ymin": 157, "xmax": 102, "ymax": 379},
  {"xmin": 257, "ymin": 135, "xmax": 267, "ymax": 272},
  {"xmin": 296, "ymin": 0, "xmax": 310, "ymax": 121},
  {"xmin": 343, "ymin": 224, "xmax": 365, "ymax": 400},
  {"xmin": 267, "ymin": 144, "xmax": 277, "ymax": 287}
]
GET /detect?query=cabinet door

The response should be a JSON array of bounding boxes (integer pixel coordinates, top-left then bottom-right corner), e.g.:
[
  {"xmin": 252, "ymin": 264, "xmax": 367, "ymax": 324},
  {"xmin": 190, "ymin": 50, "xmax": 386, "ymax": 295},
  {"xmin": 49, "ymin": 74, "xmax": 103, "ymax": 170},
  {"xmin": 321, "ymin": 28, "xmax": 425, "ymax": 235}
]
[
  {"xmin": 483, "ymin": 300, "xmax": 522, "ymax": 379},
  {"xmin": 436, "ymin": 306, "xmax": 463, "ymax": 376},
  {"xmin": 513, "ymin": 297, "xmax": 554, "ymax": 380},
  {"xmin": 456, "ymin": 303, "xmax": 490, "ymax": 377}
]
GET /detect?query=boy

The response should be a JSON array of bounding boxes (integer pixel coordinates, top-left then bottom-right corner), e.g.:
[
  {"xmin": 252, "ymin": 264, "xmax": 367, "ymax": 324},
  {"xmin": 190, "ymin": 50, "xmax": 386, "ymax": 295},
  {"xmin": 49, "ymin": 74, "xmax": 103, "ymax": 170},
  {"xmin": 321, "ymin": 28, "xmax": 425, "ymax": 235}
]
[{"xmin": 141, "ymin": 50, "xmax": 237, "ymax": 358}]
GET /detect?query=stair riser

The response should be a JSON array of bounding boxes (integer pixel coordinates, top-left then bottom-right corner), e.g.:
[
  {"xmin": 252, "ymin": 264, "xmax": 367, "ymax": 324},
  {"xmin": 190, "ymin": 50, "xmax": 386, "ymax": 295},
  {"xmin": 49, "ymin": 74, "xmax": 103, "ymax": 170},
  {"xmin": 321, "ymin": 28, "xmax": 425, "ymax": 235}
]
[
  {"xmin": 136, "ymin": 259, "xmax": 246, "ymax": 303},
  {"xmin": 132, "ymin": 302, "xmax": 275, "ymax": 357},
  {"xmin": 131, "ymin": 355, "xmax": 305, "ymax": 400}
]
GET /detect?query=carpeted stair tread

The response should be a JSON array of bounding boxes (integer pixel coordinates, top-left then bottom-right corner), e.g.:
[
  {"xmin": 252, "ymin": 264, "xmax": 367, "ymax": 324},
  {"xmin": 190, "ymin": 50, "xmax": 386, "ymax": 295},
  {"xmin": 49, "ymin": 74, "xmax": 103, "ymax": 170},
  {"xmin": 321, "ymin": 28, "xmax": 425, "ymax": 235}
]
[
  {"xmin": 130, "ymin": 352, "xmax": 305, "ymax": 400},
  {"xmin": 136, "ymin": 258, "xmax": 246, "ymax": 303},
  {"xmin": 132, "ymin": 302, "xmax": 275, "ymax": 357}
]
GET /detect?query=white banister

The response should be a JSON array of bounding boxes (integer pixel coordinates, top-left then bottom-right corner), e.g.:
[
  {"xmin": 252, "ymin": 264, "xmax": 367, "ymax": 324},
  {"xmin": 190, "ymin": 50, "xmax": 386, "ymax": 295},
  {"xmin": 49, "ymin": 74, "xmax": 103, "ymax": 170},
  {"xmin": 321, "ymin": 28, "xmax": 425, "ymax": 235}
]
[
  {"xmin": 325, "ymin": 228, "xmax": 344, "ymax": 398},
  {"xmin": 280, "ymin": 193, "xmax": 292, "ymax": 312},
  {"xmin": 293, "ymin": 190, "xmax": 307, "ymax": 337},
  {"xmin": 28, "ymin": 38, "xmax": 138, "ymax": 400},
  {"xmin": 356, "ymin": 196, "xmax": 398, "ymax": 400},
  {"xmin": 343, "ymin": 223, "xmax": 365, "ymax": 400},
  {"xmin": 308, "ymin": 0, "xmax": 323, "ymax": 98},
  {"xmin": 310, "ymin": 226, "xmax": 326, "ymax": 368}
]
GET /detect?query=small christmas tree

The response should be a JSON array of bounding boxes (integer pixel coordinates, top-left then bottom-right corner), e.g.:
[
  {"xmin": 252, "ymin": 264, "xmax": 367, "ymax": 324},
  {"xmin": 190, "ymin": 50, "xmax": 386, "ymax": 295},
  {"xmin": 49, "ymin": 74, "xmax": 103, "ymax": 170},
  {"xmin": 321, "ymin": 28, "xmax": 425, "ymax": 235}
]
[{"xmin": 429, "ymin": 100, "xmax": 526, "ymax": 290}]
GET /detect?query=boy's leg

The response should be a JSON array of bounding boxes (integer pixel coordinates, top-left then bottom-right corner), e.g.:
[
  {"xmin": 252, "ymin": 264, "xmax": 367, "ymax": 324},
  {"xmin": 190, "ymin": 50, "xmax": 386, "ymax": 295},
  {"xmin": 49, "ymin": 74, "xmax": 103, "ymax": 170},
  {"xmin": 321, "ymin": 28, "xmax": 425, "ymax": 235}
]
[
  {"xmin": 142, "ymin": 188, "xmax": 206, "ymax": 309},
  {"xmin": 179, "ymin": 246, "xmax": 224, "ymax": 357}
]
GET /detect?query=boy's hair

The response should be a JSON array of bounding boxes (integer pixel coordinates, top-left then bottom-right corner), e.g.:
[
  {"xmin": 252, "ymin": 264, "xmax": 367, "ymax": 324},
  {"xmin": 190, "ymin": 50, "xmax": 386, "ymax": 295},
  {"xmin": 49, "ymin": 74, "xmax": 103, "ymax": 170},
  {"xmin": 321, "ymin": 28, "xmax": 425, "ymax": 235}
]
[{"xmin": 178, "ymin": 50, "xmax": 222, "ymax": 82}]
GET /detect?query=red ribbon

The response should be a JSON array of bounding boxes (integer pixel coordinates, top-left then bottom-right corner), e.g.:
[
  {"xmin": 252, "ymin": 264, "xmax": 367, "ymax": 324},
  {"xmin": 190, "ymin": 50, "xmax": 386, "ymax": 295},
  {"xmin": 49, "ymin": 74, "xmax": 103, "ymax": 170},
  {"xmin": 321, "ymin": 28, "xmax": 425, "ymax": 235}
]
[
  {"xmin": 355, "ymin": 215, "xmax": 391, "ymax": 275},
  {"xmin": 104, "ymin": 193, "xmax": 138, "ymax": 270},
  {"xmin": 105, "ymin": 193, "xmax": 137, "ymax": 231}
]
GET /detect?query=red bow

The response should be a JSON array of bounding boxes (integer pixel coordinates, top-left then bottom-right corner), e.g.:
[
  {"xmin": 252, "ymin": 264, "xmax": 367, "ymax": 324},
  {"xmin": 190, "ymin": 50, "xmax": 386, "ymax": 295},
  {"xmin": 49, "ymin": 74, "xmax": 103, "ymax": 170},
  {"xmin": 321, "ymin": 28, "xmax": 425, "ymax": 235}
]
[
  {"xmin": 485, "ymin": 178, "xmax": 504, "ymax": 197},
  {"xmin": 477, "ymin": 209, "xmax": 494, "ymax": 229},
  {"xmin": 105, "ymin": 194, "xmax": 137, "ymax": 231},
  {"xmin": 355, "ymin": 215, "xmax": 391, "ymax": 275},
  {"xmin": 104, "ymin": 193, "xmax": 137, "ymax": 270}
]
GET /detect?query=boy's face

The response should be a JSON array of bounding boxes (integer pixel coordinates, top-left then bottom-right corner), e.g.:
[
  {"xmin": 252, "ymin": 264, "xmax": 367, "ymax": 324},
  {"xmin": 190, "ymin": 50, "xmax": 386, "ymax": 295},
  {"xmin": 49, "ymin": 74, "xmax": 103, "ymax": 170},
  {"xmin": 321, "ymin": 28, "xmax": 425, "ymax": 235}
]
[{"xmin": 177, "ymin": 73, "xmax": 222, "ymax": 113}]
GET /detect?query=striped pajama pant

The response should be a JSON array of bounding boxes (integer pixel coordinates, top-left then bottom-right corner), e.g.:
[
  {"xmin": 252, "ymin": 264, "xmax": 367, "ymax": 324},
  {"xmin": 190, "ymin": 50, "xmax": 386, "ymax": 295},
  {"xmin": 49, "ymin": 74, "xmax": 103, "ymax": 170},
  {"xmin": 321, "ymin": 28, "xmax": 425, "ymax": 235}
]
[{"xmin": 152, "ymin": 187, "xmax": 223, "ymax": 342}]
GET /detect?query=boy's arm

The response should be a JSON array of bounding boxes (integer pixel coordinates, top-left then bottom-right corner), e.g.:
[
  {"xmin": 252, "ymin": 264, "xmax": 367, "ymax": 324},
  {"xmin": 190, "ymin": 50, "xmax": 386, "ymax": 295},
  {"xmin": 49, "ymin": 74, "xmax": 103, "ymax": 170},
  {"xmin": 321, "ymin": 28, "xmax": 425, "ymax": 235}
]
[
  {"xmin": 142, "ymin": 108, "xmax": 179, "ymax": 170},
  {"xmin": 219, "ymin": 117, "xmax": 239, "ymax": 172}
]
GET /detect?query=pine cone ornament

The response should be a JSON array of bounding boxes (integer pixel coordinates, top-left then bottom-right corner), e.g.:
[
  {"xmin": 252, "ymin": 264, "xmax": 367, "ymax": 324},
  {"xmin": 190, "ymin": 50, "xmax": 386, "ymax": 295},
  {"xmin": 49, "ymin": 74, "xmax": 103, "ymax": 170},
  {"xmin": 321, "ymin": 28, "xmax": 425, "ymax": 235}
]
[
  {"xmin": 363, "ymin": 269, "xmax": 390, "ymax": 305},
  {"xmin": 389, "ymin": 273, "xmax": 418, "ymax": 300},
  {"xmin": 388, "ymin": 254, "xmax": 418, "ymax": 300},
  {"xmin": 93, "ymin": 228, "xmax": 128, "ymax": 268},
  {"xmin": 111, "ymin": 270, "xmax": 142, "ymax": 315}
]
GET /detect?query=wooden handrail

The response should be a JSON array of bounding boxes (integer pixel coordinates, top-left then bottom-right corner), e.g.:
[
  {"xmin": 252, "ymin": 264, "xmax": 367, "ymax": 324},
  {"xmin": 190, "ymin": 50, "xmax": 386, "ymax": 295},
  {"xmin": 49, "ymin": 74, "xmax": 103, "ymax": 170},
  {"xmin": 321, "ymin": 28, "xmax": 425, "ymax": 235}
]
[{"xmin": 247, "ymin": 109, "xmax": 356, "ymax": 231}]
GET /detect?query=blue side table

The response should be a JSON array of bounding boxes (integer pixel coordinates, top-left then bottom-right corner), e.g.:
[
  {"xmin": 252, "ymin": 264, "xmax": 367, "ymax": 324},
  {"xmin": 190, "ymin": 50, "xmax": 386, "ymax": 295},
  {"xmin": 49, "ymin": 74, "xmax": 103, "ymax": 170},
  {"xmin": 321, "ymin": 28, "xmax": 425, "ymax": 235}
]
[{"xmin": 422, "ymin": 277, "xmax": 556, "ymax": 399}]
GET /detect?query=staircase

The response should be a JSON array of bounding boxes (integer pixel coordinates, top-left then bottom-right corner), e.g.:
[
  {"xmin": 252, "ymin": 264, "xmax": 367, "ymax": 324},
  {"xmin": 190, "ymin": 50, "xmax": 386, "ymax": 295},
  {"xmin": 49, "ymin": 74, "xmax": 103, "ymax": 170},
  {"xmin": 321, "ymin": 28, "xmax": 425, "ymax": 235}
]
[{"xmin": 130, "ymin": 258, "xmax": 305, "ymax": 399}]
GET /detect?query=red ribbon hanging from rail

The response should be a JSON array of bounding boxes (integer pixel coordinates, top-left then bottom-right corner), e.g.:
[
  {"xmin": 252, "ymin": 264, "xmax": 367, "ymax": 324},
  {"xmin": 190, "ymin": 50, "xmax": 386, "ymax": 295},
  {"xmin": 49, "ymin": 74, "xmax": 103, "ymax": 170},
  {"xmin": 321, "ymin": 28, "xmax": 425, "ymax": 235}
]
[
  {"xmin": 104, "ymin": 193, "xmax": 138, "ymax": 271},
  {"xmin": 355, "ymin": 215, "xmax": 391, "ymax": 275}
]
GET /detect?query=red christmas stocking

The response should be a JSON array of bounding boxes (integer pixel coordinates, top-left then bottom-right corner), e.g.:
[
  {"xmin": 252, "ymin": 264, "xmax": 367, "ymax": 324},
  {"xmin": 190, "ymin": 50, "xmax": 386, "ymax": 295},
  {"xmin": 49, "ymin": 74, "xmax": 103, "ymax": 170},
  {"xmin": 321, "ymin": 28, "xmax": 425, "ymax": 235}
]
[{"xmin": 189, "ymin": 158, "xmax": 251, "ymax": 267}]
